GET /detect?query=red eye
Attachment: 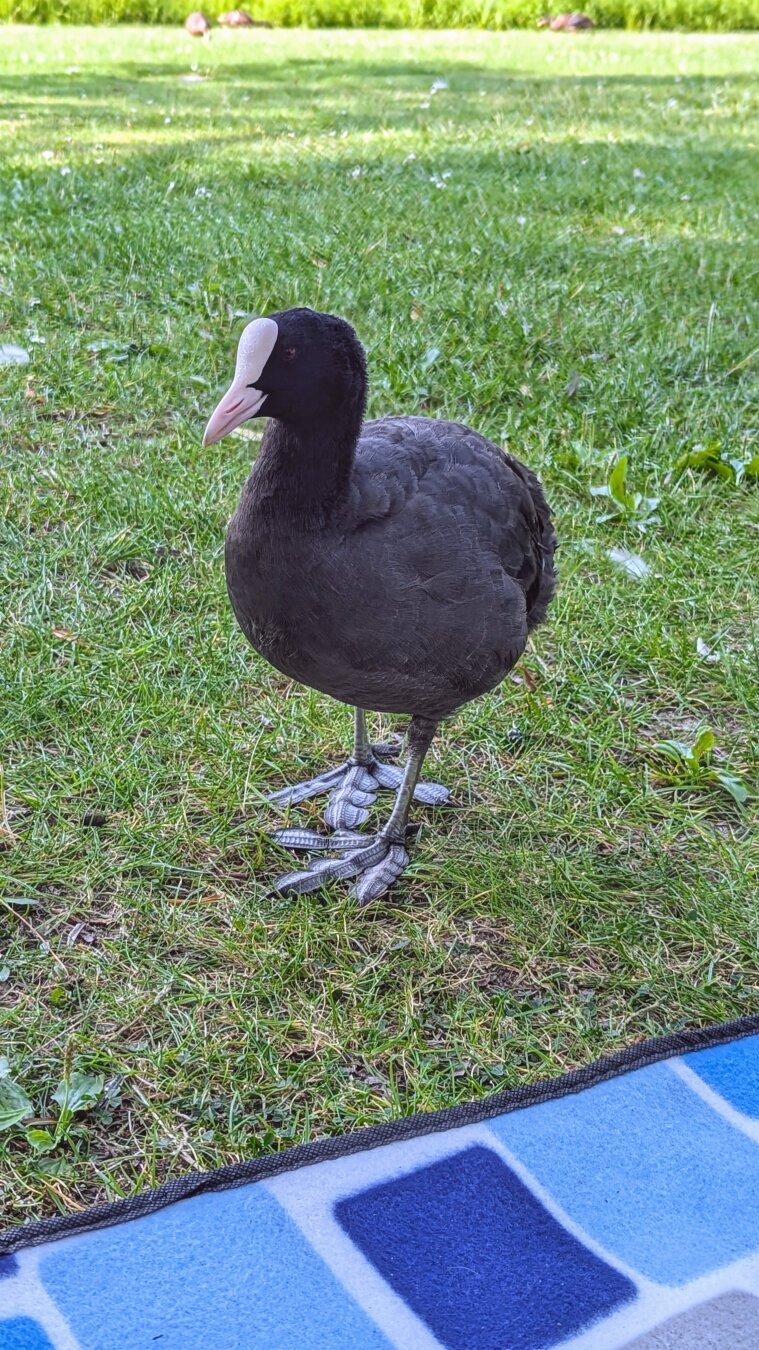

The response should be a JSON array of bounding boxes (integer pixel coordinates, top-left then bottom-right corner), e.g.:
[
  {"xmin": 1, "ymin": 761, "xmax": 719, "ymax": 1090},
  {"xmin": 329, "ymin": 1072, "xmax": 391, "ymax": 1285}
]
[{"xmin": 282, "ymin": 346, "xmax": 298, "ymax": 363}]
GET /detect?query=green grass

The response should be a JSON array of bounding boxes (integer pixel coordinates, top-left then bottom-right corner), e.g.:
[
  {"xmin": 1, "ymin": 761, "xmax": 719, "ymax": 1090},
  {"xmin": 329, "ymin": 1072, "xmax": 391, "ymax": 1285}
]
[
  {"xmin": 0, "ymin": 26, "xmax": 757, "ymax": 1226},
  {"xmin": 3, "ymin": 0, "xmax": 759, "ymax": 31}
]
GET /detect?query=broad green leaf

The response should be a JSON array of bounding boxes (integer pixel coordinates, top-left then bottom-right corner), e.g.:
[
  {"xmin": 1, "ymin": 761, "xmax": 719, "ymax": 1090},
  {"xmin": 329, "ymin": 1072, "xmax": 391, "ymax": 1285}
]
[
  {"xmin": 711, "ymin": 770, "xmax": 750, "ymax": 807},
  {"xmin": 654, "ymin": 738, "xmax": 694, "ymax": 765},
  {"xmin": 743, "ymin": 455, "xmax": 759, "ymax": 480},
  {"xmin": 674, "ymin": 448, "xmax": 700, "ymax": 473},
  {"xmin": 675, "ymin": 447, "xmax": 735, "ymax": 481},
  {"xmin": 608, "ymin": 455, "xmax": 632, "ymax": 508},
  {"xmin": 26, "ymin": 1127, "xmax": 56, "ymax": 1153},
  {"xmin": 687, "ymin": 447, "xmax": 719, "ymax": 469},
  {"xmin": 53, "ymin": 1071, "xmax": 103, "ymax": 1116},
  {"xmin": 712, "ymin": 458, "xmax": 736, "ymax": 480},
  {"xmin": 0, "ymin": 1077, "xmax": 34, "ymax": 1131},
  {"xmin": 692, "ymin": 728, "xmax": 716, "ymax": 762},
  {"xmin": 38, "ymin": 1157, "xmax": 75, "ymax": 1179}
]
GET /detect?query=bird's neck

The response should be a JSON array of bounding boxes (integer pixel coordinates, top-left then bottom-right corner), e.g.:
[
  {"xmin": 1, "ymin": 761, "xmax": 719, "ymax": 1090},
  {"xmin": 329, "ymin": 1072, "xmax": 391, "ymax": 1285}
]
[{"xmin": 247, "ymin": 398, "xmax": 363, "ymax": 522}]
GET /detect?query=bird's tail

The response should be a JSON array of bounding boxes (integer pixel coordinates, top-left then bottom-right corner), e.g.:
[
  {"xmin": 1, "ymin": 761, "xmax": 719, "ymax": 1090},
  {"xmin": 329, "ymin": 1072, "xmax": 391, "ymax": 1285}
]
[{"xmin": 505, "ymin": 453, "xmax": 558, "ymax": 633}]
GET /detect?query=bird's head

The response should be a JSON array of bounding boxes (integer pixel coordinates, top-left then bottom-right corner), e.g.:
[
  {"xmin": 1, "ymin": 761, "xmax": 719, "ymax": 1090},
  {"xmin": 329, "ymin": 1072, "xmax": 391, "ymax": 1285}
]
[{"xmin": 202, "ymin": 307, "xmax": 366, "ymax": 447}]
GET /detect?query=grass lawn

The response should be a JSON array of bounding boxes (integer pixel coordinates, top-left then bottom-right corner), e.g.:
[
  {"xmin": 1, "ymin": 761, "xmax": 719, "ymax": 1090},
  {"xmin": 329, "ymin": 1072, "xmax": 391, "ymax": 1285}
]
[{"xmin": 0, "ymin": 25, "xmax": 757, "ymax": 1226}]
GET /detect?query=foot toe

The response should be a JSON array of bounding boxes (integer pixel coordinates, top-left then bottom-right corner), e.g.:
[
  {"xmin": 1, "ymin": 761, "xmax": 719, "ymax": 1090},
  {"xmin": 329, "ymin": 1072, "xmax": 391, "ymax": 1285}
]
[
  {"xmin": 268, "ymin": 765, "xmax": 345, "ymax": 806},
  {"xmin": 372, "ymin": 762, "xmax": 404, "ymax": 790},
  {"xmin": 324, "ymin": 764, "xmax": 378, "ymax": 830},
  {"xmin": 370, "ymin": 738, "xmax": 403, "ymax": 760},
  {"xmin": 347, "ymin": 766, "xmax": 378, "ymax": 792},
  {"xmin": 354, "ymin": 844, "xmax": 409, "ymax": 905},
  {"xmin": 271, "ymin": 826, "xmax": 328, "ymax": 851},
  {"xmin": 412, "ymin": 781, "xmax": 450, "ymax": 806},
  {"xmin": 273, "ymin": 853, "xmax": 354, "ymax": 896},
  {"xmin": 372, "ymin": 761, "xmax": 449, "ymax": 806},
  {"xmin": 324, "ymin": 798, "xmax": 371, "ymax": 830},
  {"xmin": 271, "ymin": 827, "xmax": 365, "ymax": 853}
]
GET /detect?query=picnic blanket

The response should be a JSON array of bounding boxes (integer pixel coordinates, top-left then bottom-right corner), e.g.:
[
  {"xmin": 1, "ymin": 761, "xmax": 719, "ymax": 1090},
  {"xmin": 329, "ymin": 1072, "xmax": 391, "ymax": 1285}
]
[{"xmin": 2, "ymin": 1014, "xmax": 759, "ymax": 1349}]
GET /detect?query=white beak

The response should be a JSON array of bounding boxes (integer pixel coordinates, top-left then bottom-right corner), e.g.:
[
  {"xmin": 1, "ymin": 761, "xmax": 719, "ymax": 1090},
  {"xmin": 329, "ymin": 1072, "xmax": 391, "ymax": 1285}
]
[
  {"xmin": 202, "ymin": 315, "xmax": 279, "ymax": 447},
  {"xmin": 202, "ymin": 383, "xmax": 266, "ymax": 447}
]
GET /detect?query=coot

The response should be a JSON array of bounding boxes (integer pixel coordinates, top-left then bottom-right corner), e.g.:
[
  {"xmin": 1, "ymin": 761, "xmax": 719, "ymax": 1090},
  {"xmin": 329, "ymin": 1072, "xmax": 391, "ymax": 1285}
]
[{"xmin": 203, "ymin": 309, "xmax": 556, "ymax": 903}]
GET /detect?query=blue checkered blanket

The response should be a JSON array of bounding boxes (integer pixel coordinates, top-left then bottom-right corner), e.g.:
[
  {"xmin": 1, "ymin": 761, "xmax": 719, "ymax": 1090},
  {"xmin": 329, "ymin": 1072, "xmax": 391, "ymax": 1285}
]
[{"xmin": 2, "ymin": 1019, "xmax": 759, "ymax": 1349}]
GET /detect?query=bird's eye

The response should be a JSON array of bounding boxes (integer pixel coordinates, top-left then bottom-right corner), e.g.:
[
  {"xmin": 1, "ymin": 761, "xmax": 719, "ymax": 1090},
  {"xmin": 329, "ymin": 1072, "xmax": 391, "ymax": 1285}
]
[{"xmin": 282, "ymin": 346, "xmax": 298, "ymax": 363}]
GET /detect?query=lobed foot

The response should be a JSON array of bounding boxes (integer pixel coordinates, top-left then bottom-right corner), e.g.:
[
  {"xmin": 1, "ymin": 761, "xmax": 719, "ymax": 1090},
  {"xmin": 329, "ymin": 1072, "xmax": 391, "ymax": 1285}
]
[
  {"xmin": 268, "ymin": 749, "xmax": 449, "ymax": 831},
  {"xmin": 271, "ymin": 829, "xmax": 410, "ymax": 905}
]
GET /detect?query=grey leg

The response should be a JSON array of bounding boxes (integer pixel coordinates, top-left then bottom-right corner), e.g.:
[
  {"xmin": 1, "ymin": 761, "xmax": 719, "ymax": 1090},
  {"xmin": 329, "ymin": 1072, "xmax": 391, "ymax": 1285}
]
[
  {"xmin": 272, "ymin": 718, "xmax": 438, "ymax": 905},
  {"xmin": 268, "ymin": 706, "xmax": 376, "ymax": 828},
  {"xmin": 323, "ymin": 708, "xmax": 379, "ymax": 829},
  {"xmin": 352, "ymin": 707, "xmax": 371, "ymax": 764},
  {"xmin": 268, "ymin": 707, "xmax": 449, "ymax": 832}
]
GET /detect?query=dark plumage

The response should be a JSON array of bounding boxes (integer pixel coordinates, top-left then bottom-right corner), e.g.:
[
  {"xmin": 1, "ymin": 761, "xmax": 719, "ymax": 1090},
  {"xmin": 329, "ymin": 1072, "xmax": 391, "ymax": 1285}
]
[
  {"xmin": 204, "ymin": 308, "xmax": 556, "ymax": 902},
  {"xmin": 227, "ymin": 414, "xmax": 553, "ymax": 720}
]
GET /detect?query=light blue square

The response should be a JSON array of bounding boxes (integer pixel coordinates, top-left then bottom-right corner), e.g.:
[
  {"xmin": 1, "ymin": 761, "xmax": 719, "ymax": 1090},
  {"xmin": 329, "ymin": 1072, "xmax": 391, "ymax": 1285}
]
[
  {"xmin": 685, "ymin": 1034, "xmax": 759, "ymax": 1119},
  {"xmin": 40, "ymin": 1183, "xmax": 390, "ymax": 1350},
  {"xmin": 488, "ymin": 1061, "xmax": 759, "ymax": 1284}
]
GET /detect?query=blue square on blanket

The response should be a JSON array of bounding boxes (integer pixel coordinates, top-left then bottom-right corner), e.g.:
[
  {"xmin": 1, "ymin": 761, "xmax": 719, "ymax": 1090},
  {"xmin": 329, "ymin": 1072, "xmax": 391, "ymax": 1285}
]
[
  {"xmin": 685, "ymin": 1034, "xmax": 759, "ymax": 1119},
  {"xmin": 335, "ymin": 1144, "xmax": 635, "ymax": 1350},
  {"xmin": 0, "ymin": 1321, "xmax": 54, "ymax": 1350},
  {"xmin": 40, "ymin": 1183, "xmax": 390, "ymax": 1350},
  {"xmin": 490, "ymin": 1060, "xmax": 759, "ymax": 1284},
  {"xmin": 0, "ymin": 1258, "xmax": 18, "ymax": 1282}
]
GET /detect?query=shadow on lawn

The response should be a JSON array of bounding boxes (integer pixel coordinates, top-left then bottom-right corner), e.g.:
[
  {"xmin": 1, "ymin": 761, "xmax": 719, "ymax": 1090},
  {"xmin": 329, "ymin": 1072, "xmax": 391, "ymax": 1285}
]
[
  {"xmin": 2, "ymin": 62, "xmax": 755, "ymax": 229},
  {"xmin": 1, "ymin": 127, "xmax": 753, "ymax": 236},
  {"xmin": 1, "ymin": 59, "xmax": 757, "ymax": 136}
]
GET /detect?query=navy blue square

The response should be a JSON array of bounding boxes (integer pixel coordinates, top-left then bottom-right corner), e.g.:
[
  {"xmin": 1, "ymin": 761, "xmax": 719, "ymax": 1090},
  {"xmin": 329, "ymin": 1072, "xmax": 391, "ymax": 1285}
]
[
  {"xmin": 335, "ymin": 1145, "xmax": 635, "ymax": 1350},
  {"xmin": 0, "ymin": 1256, "xmax": 18, "ymax": 1281}
]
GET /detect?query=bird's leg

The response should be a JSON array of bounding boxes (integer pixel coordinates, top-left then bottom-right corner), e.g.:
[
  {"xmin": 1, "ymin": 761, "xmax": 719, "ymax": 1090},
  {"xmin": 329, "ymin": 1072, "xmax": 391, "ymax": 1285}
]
[
  {"xmin": 272, "ymin": 717, "xmax": 438, "ymax": 905},
  {"xmin": 320, "ymin": 708, "xmax": 383, "ymax": 830},
  {"xmin": 268, "ymin": 707, "xmax": 449, "ymax": 832},
  {"xmin": 267, "ymin": 708, "xmax": 381, "ymax": 830},
  {"xmin": 351, "ymin": 706, "xmax": 372, "ymax": 764}
]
